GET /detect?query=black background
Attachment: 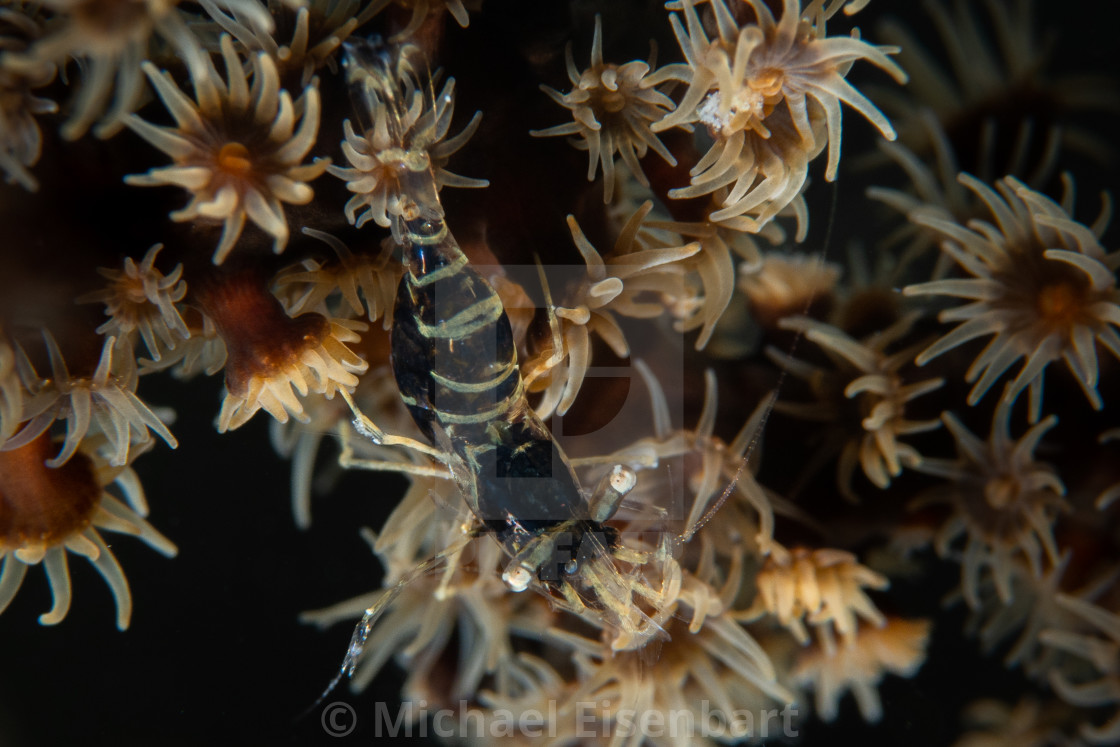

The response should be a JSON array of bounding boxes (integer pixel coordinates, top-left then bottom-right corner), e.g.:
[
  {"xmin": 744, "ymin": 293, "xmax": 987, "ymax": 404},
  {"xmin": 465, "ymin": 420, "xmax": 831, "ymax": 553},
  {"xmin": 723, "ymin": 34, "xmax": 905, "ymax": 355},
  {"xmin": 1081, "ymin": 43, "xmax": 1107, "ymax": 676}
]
[{"xmin": 1, "ymin": 0, "xmax": 1118, "ymax": 745}]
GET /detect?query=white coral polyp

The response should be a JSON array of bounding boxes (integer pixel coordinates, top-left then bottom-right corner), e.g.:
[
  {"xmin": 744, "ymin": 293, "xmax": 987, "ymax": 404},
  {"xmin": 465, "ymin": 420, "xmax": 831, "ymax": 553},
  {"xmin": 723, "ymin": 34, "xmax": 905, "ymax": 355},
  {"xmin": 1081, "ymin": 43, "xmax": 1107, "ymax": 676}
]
[
  {"xmin": 4, "ymin": 332, "xmax": 177, "ymax": 467},
  {"xmin": 530, "ymin": 15, "xmax": 678, "ymax": 203},
  {"xmin": 327, "ymin": 72, "xmax": 486, "ymax": 235},
  {"xmin": 125, "ymin": 34, "xmax": 328, "ymax": 264},
  {"xmin": 78, "ymin": 244, "xmax": 190, "ymax": 363},
  {"xmin": 651, "ymin": 0, "xmax": 905, "ymax": 228},
  {"xmin": 904, "ymin": 174, "xmax": 1120, "ymax": 421}
]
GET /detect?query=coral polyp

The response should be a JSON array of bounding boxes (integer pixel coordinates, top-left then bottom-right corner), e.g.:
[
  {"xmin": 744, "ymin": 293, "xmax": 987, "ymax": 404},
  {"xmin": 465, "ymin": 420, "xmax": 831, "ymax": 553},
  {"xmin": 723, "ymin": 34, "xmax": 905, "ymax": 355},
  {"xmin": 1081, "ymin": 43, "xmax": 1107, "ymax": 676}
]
[
  {"xmin": 531, "ymin": 15, "xmax": 678, "ymax": 204},
  {"xmin": 0, "ymin": 4, "xmax": 56, "ymax": 189},
  {"xmin": 0, "ymin": 433, "xmax": 176, "ymax": 629},
  {"xmin": 327, "ymin": 59, "xmax": 486, "ymax": 233},
  {"xmin": 7, "ymin": 0, "xmax": 271, "ymax": 139},
  {"xmin": 744, "ymin": 543, "xmax": 889, "ymax": 645},
  {"xmin": 201, "ymin": 0, "xmax": 383, "ymax": 87},
  {"xmin": 1041, "ymin": 594, "xmax": 1120, "ymax": 744},
  {"xmin": 5, "ymin": 332, "xmax": 177, "ymax": 468},
  {"xmin": 904, "ymin": 174, "xmax": 1120, "ymax": 420},
  {"xmin": 126, "ymin": 35, "xmax": 328, "ymax": 264},
  {"xmin": 791, "ymin": 616, "xmax": 931, "ymax": 723},
  {"xmin": 522, "ymin": 203, "xmax": 699, "ymax": 417},
  {"xmin": 769, "ymin": 313, "xmax": 944, "ymax": 500},
  {"xmin": 910, "ymin": 402, "xmax": 1067, "ymax": 608},
  {"xmin": 194, "ymin": 269, "xmax": 369, "ymax": 431},
  {"xmin": 78, "ymin": 244, "xmax": 190, "ymax": 362},
  {"xmin": 651, "ymin": 0, "xmax": 905, "ymax": 228}
]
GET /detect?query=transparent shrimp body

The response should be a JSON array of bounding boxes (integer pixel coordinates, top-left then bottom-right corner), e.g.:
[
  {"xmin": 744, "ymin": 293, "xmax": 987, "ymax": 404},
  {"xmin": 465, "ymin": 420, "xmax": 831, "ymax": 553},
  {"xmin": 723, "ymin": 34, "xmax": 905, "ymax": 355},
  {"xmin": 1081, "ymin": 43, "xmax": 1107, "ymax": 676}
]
[{"xmin": 338, "ymin": 37, "xmax": 680, "ymax": 652}]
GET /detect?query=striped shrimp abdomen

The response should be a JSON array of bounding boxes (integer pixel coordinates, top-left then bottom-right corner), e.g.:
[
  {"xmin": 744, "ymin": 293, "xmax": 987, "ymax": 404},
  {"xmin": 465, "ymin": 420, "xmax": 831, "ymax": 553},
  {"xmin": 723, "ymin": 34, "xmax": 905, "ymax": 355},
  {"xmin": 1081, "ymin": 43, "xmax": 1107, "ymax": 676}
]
[{"xmin": 389, "ymin": 219, "xmax": 522, "ymax": 449}]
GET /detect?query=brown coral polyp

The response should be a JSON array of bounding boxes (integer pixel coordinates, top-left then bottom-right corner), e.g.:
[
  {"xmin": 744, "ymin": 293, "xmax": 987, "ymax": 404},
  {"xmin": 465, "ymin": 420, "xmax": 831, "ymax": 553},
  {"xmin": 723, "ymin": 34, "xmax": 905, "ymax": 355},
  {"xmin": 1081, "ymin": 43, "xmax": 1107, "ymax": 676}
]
[
  {"xmin": 197, "ymin": 270, "xmax": 329, "ymax": 399},
  {"xmin": 0, "ymin": 432, "xmax": 100, "ymax": 551}
]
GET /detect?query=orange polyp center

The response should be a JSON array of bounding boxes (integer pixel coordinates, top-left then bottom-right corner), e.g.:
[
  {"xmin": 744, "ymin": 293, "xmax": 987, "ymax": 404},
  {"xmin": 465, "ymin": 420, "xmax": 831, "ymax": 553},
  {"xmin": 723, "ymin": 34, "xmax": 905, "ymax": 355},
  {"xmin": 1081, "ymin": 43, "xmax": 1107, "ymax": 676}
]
[
  {"xmin": 750, "ymin": 69, "xmax": 784, "ymax": 99},
  {"xmin": 597, "ymin": 80, "xmax": 628, "ymax": 115},
  {"xmin": 217, "ymin": 142, "xmax": 253, "ymax": 175},
  {"xmin": 0, "ymin": 433, "xmax": 101, "ymax": 550},
  {"xmin": 601, "ymin": 92, "xmax": 627, "ymax": 114},
  {"xmin": 985, "ymin": 475, "xmax": 1020, "ymax": 510},
  {"xmin": 1037, "ymin": 282, "xmax": 1082, "ymax": 326},
  {"xmin": 109, "ymin": 272, "xmax": 149, "ymax": 307}
]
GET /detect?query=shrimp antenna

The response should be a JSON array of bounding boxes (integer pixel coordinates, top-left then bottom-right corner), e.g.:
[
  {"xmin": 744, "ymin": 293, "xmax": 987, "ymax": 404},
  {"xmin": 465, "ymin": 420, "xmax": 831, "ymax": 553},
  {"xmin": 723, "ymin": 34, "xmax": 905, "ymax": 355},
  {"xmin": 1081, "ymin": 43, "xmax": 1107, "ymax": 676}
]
[
  {"xmin": 298, "ymin": 533, "xmax": 473, "ymax": 720},
  {"xmin": 680, "ymin": 176, "xmax": 843, "ymax": 547}
]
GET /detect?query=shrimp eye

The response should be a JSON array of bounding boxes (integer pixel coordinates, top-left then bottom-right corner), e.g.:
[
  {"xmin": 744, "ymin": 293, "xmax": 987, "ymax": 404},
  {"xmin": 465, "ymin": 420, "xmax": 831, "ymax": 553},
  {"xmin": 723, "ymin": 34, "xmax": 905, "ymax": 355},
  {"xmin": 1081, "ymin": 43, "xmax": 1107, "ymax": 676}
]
[{"xmin": 502, "ymin": 564, "xmax": 533, "ymax": 593}]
